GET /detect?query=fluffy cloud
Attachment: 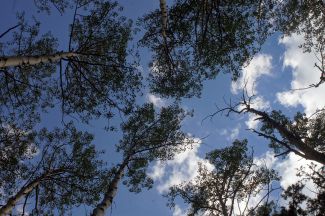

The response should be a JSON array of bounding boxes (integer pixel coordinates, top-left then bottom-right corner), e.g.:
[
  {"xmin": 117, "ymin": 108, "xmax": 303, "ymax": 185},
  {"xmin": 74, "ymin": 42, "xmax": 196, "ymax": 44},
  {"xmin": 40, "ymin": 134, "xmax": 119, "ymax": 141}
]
[
  {"xmin": 276, "ymin": 34, "xmax": 325, "ymax": 115},
  {"xmin": 149, "ymin": 138, "xmax": 213, "ymax": 194},
  {"xmin": 231, "ymin": 53, "xmax": 272, "ymax": 129},
  {"xmin": 149, "ymin": 138, "xmax": 214, "ymax": 216},
  {"xmin": 231, "ymin": 151, "xmax": 322, "ymax": 213},
  {"xmin": 254, "ymin": 151, "xmax": 321, "ymax": 204},
  {"xmin": 232, "ymin": 53, "xmax": 273, "ymax": 95},
  {"xmin": 147, "ymin": 93, "xmax": 166, "ymax": 108},
  {"xmin": 172, "ymin": 205, "xmax": 187, "ymax": 216}
]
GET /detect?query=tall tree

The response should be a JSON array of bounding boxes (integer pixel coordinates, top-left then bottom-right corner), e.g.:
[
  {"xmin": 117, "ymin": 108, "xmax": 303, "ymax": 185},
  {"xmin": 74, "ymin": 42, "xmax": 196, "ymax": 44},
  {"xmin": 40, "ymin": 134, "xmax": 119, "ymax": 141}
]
[
  {"xmin": 212, "ymin": 94, "xmax": 325, "ymax": 165},
  {"xmin": 0, "ymin": 0, "xmax": 141, "ymax": 127},
  {"xmin": 0, "ymin": 0, "xmax": 143, "ymax": 214},
  {"xmin": 140, "ymin": 0, "xmax": 275, "ymax": 98},
  {"xmin": 167, "ymin": 139, "xmax": 279, "ymax": 216},
  {"xmin": 275, "ymin": 0, "xmax": 325, "ymax": 89},
  {"xmin": 0, "ymin": 123, "xmax": 109, "ymax": 215},
  {"xmin": 91, "ymin": 103, "xmax": 195, "ymax": 216}
]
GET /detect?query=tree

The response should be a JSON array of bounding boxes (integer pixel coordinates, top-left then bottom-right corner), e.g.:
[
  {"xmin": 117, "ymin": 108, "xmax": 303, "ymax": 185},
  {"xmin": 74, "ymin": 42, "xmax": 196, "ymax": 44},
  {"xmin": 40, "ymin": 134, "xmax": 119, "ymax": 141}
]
[
  {"xmin": 91, "ymin": 103, "xmax": 195, "ymax": 216},
  {"xmin": 0, "ymin": 0, "xmax": 143, "ymax": 214},
  {"xmin": 167, "ymin": 139, "xmax": 279, "ymax": 216},
  {"xmin": 211, "ymin": 94, "xmax": 325, "ymax": 165},
  {"xmin": 140, "ymin": 0, "xmax": 275, "ymax": 98},
  {"xmin": 0, "ymin": 0, "xmax": 141, "ymax": 127},
  {"xmin": 275, "ymin": 0, "xmax": 325, "ymax": 89},
  {"xmin": 253, "ymin": 163, "xmax": 325, "ymax": 216},
  {"xmin": 0, "ymin": 123, "xmax": 109, "ymax": 215}
]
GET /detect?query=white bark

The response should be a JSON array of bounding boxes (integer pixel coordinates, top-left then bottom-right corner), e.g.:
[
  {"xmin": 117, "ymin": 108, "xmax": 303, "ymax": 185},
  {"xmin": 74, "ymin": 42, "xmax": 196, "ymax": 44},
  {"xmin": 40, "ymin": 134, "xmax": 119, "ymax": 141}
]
[
  {"xmin": 91, "ymin": 162, "xmax": 127, "ymax": 216},
  {"xmin": 0, "ymin": 52, "xmax": 78, "ymax": 68},
  {"xmin": 0, "ymin": 181, "xmax": 39, "ymax": 215},
  {"xmin": 0, "ymin": 169, "xmax": 63, "ymax": 215}
]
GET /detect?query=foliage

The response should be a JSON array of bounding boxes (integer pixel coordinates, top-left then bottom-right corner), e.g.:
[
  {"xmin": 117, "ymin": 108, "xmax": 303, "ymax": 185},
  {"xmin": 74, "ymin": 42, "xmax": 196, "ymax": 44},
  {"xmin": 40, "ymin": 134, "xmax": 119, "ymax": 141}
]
[
  {"xmin": 167, "ymin": 140, "xmax": 279, "ymax": 216},
  {"xmin": 0, "ymin": 0, "xmax": 141, "ymax": 127},
  {"xmin": 140, "ymin": 0, "xmax": 275, "ymax": 98},
  {"xmin": 276, "ymin": 0, "xmax": 325, "ymax": 54},
  {"xmin": 0, "ymin": 123, "xmax": 109, "ymax": 215},
  {"xmin": 118, "ymin": 103, "xmax": 193, "ymax": 193},
  {"xmin": 259, "ymin": 109, "xmax": 325, "ymax": 163}
]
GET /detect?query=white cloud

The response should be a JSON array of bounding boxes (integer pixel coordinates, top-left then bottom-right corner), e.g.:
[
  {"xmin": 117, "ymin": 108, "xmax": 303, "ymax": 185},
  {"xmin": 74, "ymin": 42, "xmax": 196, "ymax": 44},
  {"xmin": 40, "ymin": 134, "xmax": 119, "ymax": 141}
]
[
  {"xmin": 172, "ymin": 204, "xmax": 187, "ymax": 216},
  {"xmin": 274, "ymin": 153, "xmax": 321, "ymax": 199},
  {"xmin": 230, "ymin": 151, "xmax": 322, "ymax": 214},
  {"xmin": 250, "ymin": 151, "xmax": 322, "ymax": 208},
  {"xmin": 232, "ymin": 53, "xmax": 273, "ymax": 95},
  {"xmin": 147, "ymin": 93, "xmax": 166, "ymax": 108},
  {"xmin": 231, "ymin": 53, "xmax": 272, "ymax": 129},
  {"xmin": 277, "ymin": 34, "xmax": 325, "ymax": 115},
  {"xmin": 149, "ymin": 138, "xmax": 213, "ymax": 193}
]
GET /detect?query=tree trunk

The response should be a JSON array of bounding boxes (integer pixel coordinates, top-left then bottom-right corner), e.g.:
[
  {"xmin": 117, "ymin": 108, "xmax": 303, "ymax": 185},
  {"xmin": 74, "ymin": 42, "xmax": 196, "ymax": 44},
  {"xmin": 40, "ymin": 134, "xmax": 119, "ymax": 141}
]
[
  {"xmin": 159, "ymin": 0, "xmax": 168, "ymax": 38},
  {"xmin": 91, "ymin": 160, "xmax": 128, "ymax": 216},
  {"xmin": 249, "ymin": 108, "xmax": 325, "ymax": 165},
  {"xmin": 0, "ymin": 52, "xmax": 78, "ymax": 68},
  {"xmin": 0, "ymin": 169, "xmax": 63, "ymax": 215}
]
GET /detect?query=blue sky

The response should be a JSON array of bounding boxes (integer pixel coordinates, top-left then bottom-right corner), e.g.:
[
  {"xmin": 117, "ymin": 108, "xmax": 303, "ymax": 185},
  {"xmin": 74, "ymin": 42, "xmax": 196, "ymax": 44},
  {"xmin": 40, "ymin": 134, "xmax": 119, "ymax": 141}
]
[{"xmin": 2, "ymin": 1, "xmax": 325, "ymax": 215}]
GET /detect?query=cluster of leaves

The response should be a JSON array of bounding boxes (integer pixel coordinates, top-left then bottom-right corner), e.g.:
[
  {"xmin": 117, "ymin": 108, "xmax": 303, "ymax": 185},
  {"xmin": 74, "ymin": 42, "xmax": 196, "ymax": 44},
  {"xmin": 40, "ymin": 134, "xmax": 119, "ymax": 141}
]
[
  {"xmin": 0, "ymin": 0, "xmax": 142, "ymax": 128},
  {"xmin": 0, "ymin": 123, "xmax": 110, "ymax": 215},
  {"xmin": 118, "ymin": 103, "xmax": 192, "ymax": 193},
  {"xmin": 140, "ymin": 0, "xmax": 275, "ymax": 98},
  {"xmin": 168, "ymin": 140, "xmax": 279, "ymax": 216},
  {"xmin": 258, "ymin": 109, "xmax": 325, "ymax": 163}
]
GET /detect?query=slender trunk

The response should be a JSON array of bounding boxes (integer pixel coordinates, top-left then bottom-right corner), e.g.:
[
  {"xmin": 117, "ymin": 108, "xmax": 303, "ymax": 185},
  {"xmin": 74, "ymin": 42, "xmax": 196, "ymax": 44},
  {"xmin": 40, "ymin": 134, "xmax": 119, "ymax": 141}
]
[
  {"xmin": 249, "ymin": 108, "xmax": 325, "ymax": 165},
  {"xmin": 91, "ymin": 160, "xmax": 128, "ymax": 216},
  {"xmin": 159, "ymin": 0, "xmax": 168, "ymax": 38},
  {"xmin": 0, "ymin": 52, "xmax": 78, "ymax": 68},
  {"xmin": 0, "ymin": 169, "xmax": 62, "ymax": 215}
]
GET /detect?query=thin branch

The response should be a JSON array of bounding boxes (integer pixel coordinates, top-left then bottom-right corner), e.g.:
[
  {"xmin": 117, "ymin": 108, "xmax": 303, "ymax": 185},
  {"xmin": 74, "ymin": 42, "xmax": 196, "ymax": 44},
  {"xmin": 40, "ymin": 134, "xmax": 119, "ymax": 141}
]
[{"xmin": 0, "ymin": 24, "xmax": 21, "ymax": 39}]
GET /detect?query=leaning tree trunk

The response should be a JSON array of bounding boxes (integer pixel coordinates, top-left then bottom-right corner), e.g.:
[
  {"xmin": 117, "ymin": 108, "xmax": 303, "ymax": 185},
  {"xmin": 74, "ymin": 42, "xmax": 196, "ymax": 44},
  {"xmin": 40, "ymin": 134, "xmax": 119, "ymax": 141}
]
[
  {"xmin": 0, "ymin": 169, "xmax": 63, "ymax": 215},
  {"xmin": 249, "ymin": 107, "xmax": 325, "ymax": 165},
  {"xmin": 0, "ymin": 52, "xmax": 78, "ymax": 68},
  {"xmin": 91, "ymin": 160, "xmax": 128, "ymax": 216}
]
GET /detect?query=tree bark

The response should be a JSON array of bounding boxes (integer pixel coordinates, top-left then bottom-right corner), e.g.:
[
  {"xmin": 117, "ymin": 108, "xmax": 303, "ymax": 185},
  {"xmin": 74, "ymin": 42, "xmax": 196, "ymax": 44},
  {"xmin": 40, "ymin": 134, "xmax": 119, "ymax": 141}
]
[
  {"xmin": 248, "ymin": 107, "xmax": 325, "ymax": 165},
  {"xmin": 159, "ymin": 0, "xmax": 168, "ymax": 38},
  {"xmin": 0, "ymin": 169, "xmax": 63, "ymax": 215},
  {"xmin": 91, "ymin": 160, "xmax": 128, "ymax": 216},
  {"xmin": 0, "ymin": 52, "xmax": 78, "ymax": 68}
]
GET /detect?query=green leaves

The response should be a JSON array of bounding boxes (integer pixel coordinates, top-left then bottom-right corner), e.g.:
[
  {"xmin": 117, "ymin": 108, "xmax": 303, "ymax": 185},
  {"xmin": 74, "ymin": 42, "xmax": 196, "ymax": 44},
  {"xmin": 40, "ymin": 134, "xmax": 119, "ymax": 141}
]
[
  {"xmin": 140, "ymin": 0, "xmax": 274, "ymax": 98},
  {"xmin": 0, "ymin": 123, "xmax": 110, "ymax": 215},
  {"xmin": 167, "ymin": 140, "xmax": 279, "ymax": 216},
  {"xmin": 118, "ymin": 103, "xmax": 193, "ymax": 192}
]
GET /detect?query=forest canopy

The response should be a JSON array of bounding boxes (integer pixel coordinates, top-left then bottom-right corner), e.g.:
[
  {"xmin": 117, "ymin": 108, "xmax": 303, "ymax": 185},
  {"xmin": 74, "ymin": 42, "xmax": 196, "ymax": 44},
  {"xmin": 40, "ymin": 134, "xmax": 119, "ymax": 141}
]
[{"xmin": 0, "ymin": 0, "xmax": 324, "ymax": 215}]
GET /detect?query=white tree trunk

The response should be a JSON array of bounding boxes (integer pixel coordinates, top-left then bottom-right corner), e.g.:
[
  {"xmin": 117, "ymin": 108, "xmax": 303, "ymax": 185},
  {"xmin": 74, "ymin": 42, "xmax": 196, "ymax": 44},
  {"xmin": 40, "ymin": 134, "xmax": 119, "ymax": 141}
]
[
  {"xmin": 0, "ymin": 180, "xmax": 40, "ymax": 215},
  {"xmin": 0, "ymin": 169, "xmax": 63, "ymax": 215},
  {"xmin": 0, "ymin": 52, "xmax": 78, "ymax": 68},
  {"xmin": 91, "ymin": 162, "xmax": 127, "ymax": 216}
]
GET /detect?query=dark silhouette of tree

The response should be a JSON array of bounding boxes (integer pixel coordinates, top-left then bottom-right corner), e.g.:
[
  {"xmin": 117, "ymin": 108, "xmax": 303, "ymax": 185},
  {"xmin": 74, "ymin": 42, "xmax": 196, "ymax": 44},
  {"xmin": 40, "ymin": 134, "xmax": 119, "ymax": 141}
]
[
  {"xmin": 278, "ymin": 0, "xmax": 325, "ymax": 91},
  {"xmin": 167, "ymin": 139, "xmax": 279, "ymax": 216},
  {"xmin": 210, "ymin": 93, "xmax": 325, "ymax": 165},
  {"xmin": 0, "ymin": 0, "xmax": 141, "ymax": 127},
  {"xmin": 140, "ymin": 0, "xmax": 275, "ymax": 98},
  {"xmin": 0, "ymin": 0, "xmax": 143, "ymax": 214},
  {"xmin": 0, "ymin": 123, "xmax": 109, "ymax": 215}
]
